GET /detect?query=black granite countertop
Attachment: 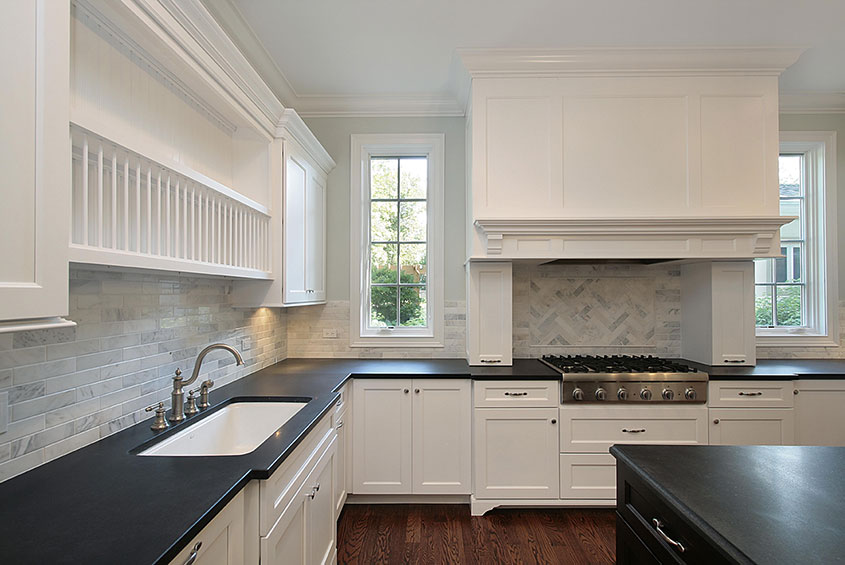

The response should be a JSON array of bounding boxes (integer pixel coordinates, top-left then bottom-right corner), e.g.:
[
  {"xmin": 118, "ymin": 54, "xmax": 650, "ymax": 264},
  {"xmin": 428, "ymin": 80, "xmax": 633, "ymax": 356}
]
[
  {"xmin": 691, "ymin": 358, "xmax": 845, "ymax": 379},
  {"xmin": 0, "ymin": 358, "xmax": 554, "ymax": 565},
  {"xmin": 610, "ymin": 444, "xmax": 845, "ymax": 565}
]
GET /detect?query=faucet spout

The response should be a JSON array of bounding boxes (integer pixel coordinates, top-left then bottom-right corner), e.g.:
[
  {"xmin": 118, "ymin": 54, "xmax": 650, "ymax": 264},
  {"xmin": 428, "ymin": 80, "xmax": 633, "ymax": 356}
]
[{"xmin": 168, "ymin": 343, "xmax": 244, "ymax": 423}]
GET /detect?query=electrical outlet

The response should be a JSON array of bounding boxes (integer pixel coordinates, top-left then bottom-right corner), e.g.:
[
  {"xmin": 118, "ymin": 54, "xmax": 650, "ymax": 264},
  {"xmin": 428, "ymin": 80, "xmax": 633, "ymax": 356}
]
[{"xmin": 322, "ymin": 328, "xmax": 338, "ymax": 339}]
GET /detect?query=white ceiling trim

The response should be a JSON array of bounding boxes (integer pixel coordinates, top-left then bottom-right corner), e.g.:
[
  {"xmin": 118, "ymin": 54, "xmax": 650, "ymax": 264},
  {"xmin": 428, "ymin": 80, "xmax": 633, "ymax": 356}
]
[
  {"xmin": 779, "ymin": 92, "xmax": 845, "ymax": 114},
  {"xmin": 294, "ymin": 95, "xmax": 466, "ymax": 118},
  {"xmin": 458, "ymin": 47, "xmax": 806, "ymax": 78}
]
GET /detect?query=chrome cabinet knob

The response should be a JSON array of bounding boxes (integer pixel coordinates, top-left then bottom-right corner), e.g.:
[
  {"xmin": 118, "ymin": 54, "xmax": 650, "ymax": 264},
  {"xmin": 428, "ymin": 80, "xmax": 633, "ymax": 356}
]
[
  {"xmin": 617, "ymin": 388, "xmax": 628, "ymax": 401},
  {"xmin": 640, "ymin": 388, "xmax": 652, "ymax": 401},
  {"xmin": 662, "ymin": 388, "xmax": 674, "ymax": 401},
  {"xmin": 572, "ymin": 388, "xmax": 584, "ymax": 401},
  {"xmin": 684, "ymin": 388, "xmax": 697, "ymax": 401}
]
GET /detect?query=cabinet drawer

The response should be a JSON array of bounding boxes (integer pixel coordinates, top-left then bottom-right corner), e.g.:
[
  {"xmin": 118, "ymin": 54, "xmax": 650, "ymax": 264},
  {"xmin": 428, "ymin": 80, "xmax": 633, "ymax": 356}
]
[
  {"xmin": 560, "ymin": 453, "xmax": 616, "ymax": 500},
  {"xmin": 333, "ymin": 383, "xmax": 349, "ymax": 415},
  {"xmin": 708, "ymin": 380, "xmax": 794, "ymax": 408},
  {"xmin": 473, "ymin": 380, "xmax": 558, "ymax": 408},
  {"xmin": 169, "ymin": 489, "xmax": 245, "ymax": 565},
  {"xmin": 259, "ymin": 412, "xmax": 333, "ymax": 536},
  {"xmin": 618, "ymin": 465, "xmax": 728, "ymax": 565},
  {"xmin": 560, "ymin": 405, "xmax": 708, "ymax": 453}
]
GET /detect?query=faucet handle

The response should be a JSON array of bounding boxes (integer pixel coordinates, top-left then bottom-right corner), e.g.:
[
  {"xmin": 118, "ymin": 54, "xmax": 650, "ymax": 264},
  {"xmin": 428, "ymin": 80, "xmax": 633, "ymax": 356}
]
[
  {"xmin": 174, "ymin": 368, "xmax": 182, "ymax": 379},
  {"xmin": 185, "ymin": 389, "xmax": 199, "ymax": 416},
  {"xmin": 145, "ymin": 402, "xmax": 169, "ymax": 431}
]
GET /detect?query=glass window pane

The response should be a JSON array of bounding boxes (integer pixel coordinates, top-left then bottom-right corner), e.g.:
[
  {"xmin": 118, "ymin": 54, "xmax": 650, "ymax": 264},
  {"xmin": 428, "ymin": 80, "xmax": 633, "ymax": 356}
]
[
  {"xmin": 779, "ymin": 155, "xmax": 802, "ymax": 197},
  {"xmin": 371, "ymin": 158, "xmax": 398, "ymax": 199},
  {"xmin": 399, "ymin": 201, "xmax": 426, "ymax": 241},
  {"xmin": 370, "ymin": 286, "xmax": 397, "ymax": 327},
  {"xmin": 779, "ymin": 199, "xmax": 801, "ymax": 240},
  {"xmin": 400, "ymin": 157, "xmax": 427, "ymax": 199},
  {"xmin": 371, "ymin": 202, "xmax": 398, "ymax": 242},
  {"xmin": 775, "ymin": 285, "xmax": 803, "ymax": 326},
  {"xmin": 399, "ymin": 286, "xmax": 426, "ymax": 327},
  {"xmin": 775, "ymin": 250, "xmax": 787, "ymax": 283},
  {"xmin": 792, "ymin": 246, "xmax": 801, "ymax": 281},
  {"xmin": 371, "ymin": 243, "xmax": 397, "ymax": 284},
  {"xmin": 755, "ymin": 285, "xmax": 773, "ymax": 327},
  {"xmin": 399, "ymin": 243, "xmax": 427, "ymax": 284},
  {"xmin": 754, "ymin": 258, "xmax": 775, "ymax": 284}
]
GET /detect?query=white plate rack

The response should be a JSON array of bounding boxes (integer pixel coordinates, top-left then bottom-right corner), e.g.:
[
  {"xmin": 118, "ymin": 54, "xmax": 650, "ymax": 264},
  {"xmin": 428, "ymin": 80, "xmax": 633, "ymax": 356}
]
[{"xmin": 69, "ymin": 123, "xmax": 272, "ymax": 279}]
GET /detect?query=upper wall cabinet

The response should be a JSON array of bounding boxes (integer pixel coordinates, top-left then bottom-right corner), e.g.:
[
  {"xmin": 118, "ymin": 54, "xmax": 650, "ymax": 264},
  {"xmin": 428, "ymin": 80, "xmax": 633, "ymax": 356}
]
[
  {"xmin": 233, "ymin": 110, "xmax": 335, "ymax": 308},
  {"xmin": 460, "ymin": 48, "xmax": 802, "ymax": 260},
  {"xmin": 0, "ymin": 0, "xmax": 73, "ymax": 332}
]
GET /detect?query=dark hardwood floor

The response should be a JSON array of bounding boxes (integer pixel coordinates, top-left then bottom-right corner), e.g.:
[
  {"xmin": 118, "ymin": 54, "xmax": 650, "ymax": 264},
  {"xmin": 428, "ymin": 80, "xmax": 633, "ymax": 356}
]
[{"xmin": 337, "ymin": 504, "xmax": 616, "ymax": 564}]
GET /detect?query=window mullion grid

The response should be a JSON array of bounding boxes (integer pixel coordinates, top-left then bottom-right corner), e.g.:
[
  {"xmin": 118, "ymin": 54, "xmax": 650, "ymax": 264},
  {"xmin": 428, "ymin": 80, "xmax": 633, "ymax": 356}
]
[{"xmin": 395, "ymin": 158, "xmax": 401, "ymax": 328}]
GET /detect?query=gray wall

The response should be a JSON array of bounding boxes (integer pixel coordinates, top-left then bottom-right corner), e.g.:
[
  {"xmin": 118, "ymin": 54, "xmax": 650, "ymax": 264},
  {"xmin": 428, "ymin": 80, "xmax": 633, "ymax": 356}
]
[
  {"xmin": 303, "ymin": 117, "xmax": 466, "ymax": 301},
  {"xmin": 779, "ymin": 113, "xmax": 845, "ymax": 299}
]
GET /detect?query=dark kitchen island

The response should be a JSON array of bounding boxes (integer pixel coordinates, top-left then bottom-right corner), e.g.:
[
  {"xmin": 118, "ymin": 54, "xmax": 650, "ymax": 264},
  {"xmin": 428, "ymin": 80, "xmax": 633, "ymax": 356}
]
[{"xmin": 611, "ymin": 444, "xmax": 845, "ymax": 564}]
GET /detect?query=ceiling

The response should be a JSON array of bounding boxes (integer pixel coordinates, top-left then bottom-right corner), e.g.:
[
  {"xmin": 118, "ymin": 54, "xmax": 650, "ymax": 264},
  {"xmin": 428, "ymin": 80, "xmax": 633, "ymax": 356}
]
[{"xmin": 202, "ymin": 0, "xmax": 845, "ymax": 117}]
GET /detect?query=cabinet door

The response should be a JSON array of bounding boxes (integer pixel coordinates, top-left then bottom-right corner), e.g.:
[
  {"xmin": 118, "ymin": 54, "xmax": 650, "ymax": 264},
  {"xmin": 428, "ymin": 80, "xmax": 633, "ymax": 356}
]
[
  {"xmin": 795, "ymin": 380, "xmax": 845, "ymax": 446},
  {"xmin": 473, "ymin": 407, "xmax": 559, "ymax": 499},
  {"xmin": 709, "ymin": 408, "xmax": 795, "ymax": 445},
  {"xmin": 284, "ymin": 151, "xmax": 308, "ymax": 304},
  {"xmin": 304, "ymin": 171, "xmax": 326, "ymax": 302},
  {"xmin": 560, "ymin": 453, "xmax": 617, "ymax": 500},
  {"xmin": 467, "ymin": 262, "xmax": 513, "ymax": 366},
  {"xmin": 260, "ymin": 484, "xmax": 307, "ymax": 565},
  {"xmin": 333, "ymin": 408, "xmax": 348, "ymax": 515},
  {"xmin": 711, "ymin": 262, "xmax": 756, "ymax": 365},
  {"xmin": 306, "ymin": 435, "xmax": 337, "ymax": 565},
  {"xmin": 169, "ymin": 490, "xmax": 245, "ymax": 565},
  {"xmin": 412, "ymin": 378, "xmax": 471, "ymax": 494},
  {"xmin": 352, "ymin": 378, "xmax": 413, "ymax": 494},
  {"xmin": 0, "ymin": 0, "xmax": 69, "ymax": 323}
]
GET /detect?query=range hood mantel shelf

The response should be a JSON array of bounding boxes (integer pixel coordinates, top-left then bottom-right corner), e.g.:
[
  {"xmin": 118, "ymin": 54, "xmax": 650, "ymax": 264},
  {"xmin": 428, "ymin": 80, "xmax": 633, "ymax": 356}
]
[{"xmin": 473, "ymin": 216, "xmax": 793, "ymax": 260}]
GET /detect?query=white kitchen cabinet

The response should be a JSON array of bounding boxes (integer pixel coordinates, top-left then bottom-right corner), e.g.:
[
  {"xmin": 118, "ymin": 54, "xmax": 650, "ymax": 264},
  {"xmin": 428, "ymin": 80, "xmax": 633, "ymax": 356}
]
[
  {"xmin": 473, "ymin": 407, "xmax": 560, "ymax": 500},
  {"xmin": 284, "ymin": 147, "xmax": 327, "ymax": 305},
  {"xmin": 709, "ymin": 380, "xmax": 794, "ymax": 408},
  {"xmin": 411, "ymin": 378, "xmax": 472, "ymax": 494},
  {"xmin": 332, "ymin": 402, "xmax": 348, "ymax": 515},
  {"xmin": 261, "ymin": 434, "xmax": 337, "ymax": 565},
  {"xmin": 0, "ymin": 0, "xmax": 71, "ymax": 330},
  {"xmin": 682, "ymin": 261, "xmax": 756, "ymax": 366},
  {"xmin": 169, "ymin": 489, "xmax": 246, "ymax": 565},
  {"xmin": 560, "ymin": 453, "xmax": 617, "ymax": 500},
  {"xmin": 709, "ymin": 408, "xmax": 795, "ymax": 445},
  {"xmin": 795, "ymin": 380, "xmax": 845, "ymax": 446},
  {"xmin": 467, "ymin": 261, "xmax": 513, "ymax": 366},
  {"xmin": 351, "ymin": 378, "xmax": 471, "ymax": 495}
]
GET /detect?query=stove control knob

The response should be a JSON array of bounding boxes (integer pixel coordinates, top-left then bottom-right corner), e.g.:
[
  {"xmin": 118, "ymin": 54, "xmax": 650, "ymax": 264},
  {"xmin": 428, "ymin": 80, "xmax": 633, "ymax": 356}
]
[
  {"xmin": 595, "ymin": 388, "xmax": 607, "ymax": 401},
  {"xmin": 684, "ymin": 388, "xmax": 697, "ymax": 401},
  {"xmin": 662, "ymin": 388, "xmax": 674, "ymax": 401},
  {"xmin": 617, "ymin": 388, "xmax": 629, "ymax": 401},
  {"xmin": 640, "ymin": 388, "xmax": 653, "ymax": 401},
  {"xmin": 572, "ymin": 388, "xmax": 585, "ymax": 401}
]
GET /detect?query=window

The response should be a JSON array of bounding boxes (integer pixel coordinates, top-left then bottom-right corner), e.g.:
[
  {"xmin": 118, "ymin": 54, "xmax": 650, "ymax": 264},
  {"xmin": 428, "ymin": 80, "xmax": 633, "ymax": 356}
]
[
  {"xmin": 754, "ymin": 132, "xmax": 838, "ymax": 346},
  {"xmin": 350, "ymin": 134, "xmax": 444, "ymax": 346}
]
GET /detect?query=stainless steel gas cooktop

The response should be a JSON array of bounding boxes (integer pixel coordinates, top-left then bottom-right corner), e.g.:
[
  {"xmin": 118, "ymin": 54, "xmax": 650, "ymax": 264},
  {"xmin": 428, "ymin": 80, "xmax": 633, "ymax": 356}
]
[{"xmin": 540, "ymin": 355, "xmax": 708, "ymax": 403}]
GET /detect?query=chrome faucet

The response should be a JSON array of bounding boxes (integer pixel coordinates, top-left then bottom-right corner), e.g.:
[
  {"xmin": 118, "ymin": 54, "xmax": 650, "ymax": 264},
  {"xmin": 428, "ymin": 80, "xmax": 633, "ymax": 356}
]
[{"xmin": 169, "ymin": 343, "xmax": 244, "ymax": 423}]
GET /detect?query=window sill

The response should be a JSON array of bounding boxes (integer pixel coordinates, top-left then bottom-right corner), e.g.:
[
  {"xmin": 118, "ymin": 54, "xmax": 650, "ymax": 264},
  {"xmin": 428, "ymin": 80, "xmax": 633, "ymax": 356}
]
[
  {"xmin": 350, "ymin": 337, "xmax": 444, "ymax": 348},
  {"xmin": 756, "ymin": 332, "xmax": 839, "ymax": 347}
]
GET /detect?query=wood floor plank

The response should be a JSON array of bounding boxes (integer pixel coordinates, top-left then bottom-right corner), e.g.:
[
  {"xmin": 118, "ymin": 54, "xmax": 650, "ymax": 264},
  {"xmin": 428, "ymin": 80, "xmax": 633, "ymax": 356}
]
[{"xmin": 338, "ymin": 504, "xmax": 617, "ymax": 565}]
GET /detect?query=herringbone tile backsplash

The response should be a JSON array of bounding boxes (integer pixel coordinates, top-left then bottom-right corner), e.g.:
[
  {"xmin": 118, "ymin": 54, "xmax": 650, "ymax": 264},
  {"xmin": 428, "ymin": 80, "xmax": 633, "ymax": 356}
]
[{"xmin": 513, "ymin": 263, "xmax": 681, "ymax": 357}]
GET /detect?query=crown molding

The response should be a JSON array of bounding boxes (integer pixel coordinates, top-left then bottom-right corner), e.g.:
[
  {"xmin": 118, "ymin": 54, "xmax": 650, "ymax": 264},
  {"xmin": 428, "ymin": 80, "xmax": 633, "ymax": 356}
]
[
  {"xmin": 295, "ymin": 94, "xmax": 466, "ymax": 118},
  {"xmin": 779, "ymin": 92, "xmax": 845, "ymax": 114},
  {"xmin": 458, "ymin": 47, "xmax": 806, "ymax": 78},
  {"xmin": 473, "ymin": 216, "xmax": 793, "ymax": 259},
  {"xmin": 276, "ymin": 109, "xmax": 337, "ymax": 174}
]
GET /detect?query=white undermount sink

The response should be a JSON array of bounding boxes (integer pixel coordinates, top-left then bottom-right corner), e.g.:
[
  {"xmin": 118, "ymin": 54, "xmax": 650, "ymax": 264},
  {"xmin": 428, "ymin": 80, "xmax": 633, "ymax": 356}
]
[{"xmin": 139, "ymin": 401, "xmax": 307, "ymax": 457}]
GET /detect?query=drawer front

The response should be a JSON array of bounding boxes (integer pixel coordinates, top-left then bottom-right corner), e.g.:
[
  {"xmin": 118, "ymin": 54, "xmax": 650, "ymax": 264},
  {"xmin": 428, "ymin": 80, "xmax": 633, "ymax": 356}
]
[
  {"xmin": 473, "ymin": 380, "xmax": 559, "ymax": 408},
  {"xmin": 708, "ymin": 380, "xmax": 794, "ymax": 408},
  {"xmin": 560, "ymin": 453, "xmax": 617, "ymax": 500},
  {"xmin": 259, "ymin": 412, "xmax": 333, "ymax": 536},
  {"xmin": 560, "ymin": 405, "xmax": 708, "ymax": 453},
  {"xmin": 333, "ymin": 383, "xmax": 349, "ymax": 415},
  {"xmin": 617, "ymin": 464, "xmax": 733, "ymax": 565}
]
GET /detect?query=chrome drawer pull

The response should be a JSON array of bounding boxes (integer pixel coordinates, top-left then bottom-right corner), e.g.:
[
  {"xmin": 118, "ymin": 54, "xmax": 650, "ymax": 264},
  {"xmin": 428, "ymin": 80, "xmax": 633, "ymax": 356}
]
[
  {"xmin": 183, "ymin": 542, "xmax": 202, "ymax": 565},
  {"xmin": 652, "ymin": 519, "xmax": 685, "ymax": 553},
  {"xmin": 738, "ymin": 391, "xmax": 763, "ymax": 396},
  {"xmin": 504, "ymin": 392, "xmax": 528, "ymax": 397},
  {"xmin": 723, "ymin": 359, "xmax": 746, "ymax": 364},
  {"xmin": 480, "ymin": 359, "xmax": 502, "ymax": 364},
  {"xmin": 622, "ymin": 428, "xmax": 646, "ymax": 433}
]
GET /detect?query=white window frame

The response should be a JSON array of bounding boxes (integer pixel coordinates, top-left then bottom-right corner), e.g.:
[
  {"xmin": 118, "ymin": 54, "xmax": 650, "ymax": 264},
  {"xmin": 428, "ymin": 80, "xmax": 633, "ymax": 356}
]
[
  {"xmin": 756, "ymin": 131, "xmax": 838, "ymax": 347},
  {"xmin": 350, "ymin": 133, "xmax": 445, "ymax": 347}
]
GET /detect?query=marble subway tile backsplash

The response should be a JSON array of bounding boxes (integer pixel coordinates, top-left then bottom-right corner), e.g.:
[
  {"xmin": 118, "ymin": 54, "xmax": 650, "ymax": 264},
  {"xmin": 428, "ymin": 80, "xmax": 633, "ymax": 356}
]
[{"xmin": 0, "ymin": 269, "xmax": 286, "ymax": 482}]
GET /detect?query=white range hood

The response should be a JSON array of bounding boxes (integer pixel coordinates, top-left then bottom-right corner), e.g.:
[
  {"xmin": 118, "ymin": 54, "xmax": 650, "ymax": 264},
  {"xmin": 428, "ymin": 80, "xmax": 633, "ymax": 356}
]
[{"xmin": 461, "ymin": 47, "xmax": 803, "ymax": 260}]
